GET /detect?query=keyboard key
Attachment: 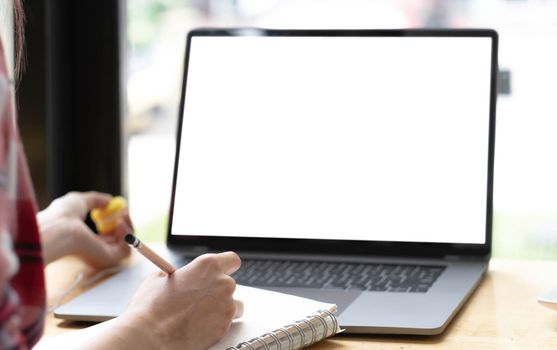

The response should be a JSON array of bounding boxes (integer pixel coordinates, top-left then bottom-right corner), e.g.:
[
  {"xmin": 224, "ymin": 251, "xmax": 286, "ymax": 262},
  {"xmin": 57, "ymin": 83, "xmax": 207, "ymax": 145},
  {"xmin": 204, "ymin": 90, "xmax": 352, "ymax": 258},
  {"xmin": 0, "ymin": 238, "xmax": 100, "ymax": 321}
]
[{"xmin": 231, "ymin": 259, "xmax": 445, "ymax": 293}]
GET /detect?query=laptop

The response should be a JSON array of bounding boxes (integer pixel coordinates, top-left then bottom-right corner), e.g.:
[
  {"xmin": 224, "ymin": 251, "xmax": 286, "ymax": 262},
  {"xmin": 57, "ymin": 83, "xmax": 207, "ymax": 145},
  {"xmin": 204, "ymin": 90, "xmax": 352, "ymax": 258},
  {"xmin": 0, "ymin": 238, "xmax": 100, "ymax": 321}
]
[{"xmin": 55, "ymin": 28, "xmax": 498, "ymax": 335}]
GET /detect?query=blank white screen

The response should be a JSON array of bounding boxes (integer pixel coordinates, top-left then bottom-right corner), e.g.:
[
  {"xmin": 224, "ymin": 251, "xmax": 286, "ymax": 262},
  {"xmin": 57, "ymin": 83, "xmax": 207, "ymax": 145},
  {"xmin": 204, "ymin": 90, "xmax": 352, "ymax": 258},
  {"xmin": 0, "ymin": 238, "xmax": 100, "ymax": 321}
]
[{"xmin": 172, "ymin": 35, "xmax": 492, "ymax": 244}]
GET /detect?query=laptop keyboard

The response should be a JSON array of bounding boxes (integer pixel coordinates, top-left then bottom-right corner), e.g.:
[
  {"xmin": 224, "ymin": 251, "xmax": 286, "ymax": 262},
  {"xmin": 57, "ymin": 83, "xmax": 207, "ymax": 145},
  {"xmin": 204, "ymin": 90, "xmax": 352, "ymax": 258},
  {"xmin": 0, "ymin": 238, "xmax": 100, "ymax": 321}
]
[{"xmin": 231, "ymin": 259, "xmax": 446, "ymax": 293}]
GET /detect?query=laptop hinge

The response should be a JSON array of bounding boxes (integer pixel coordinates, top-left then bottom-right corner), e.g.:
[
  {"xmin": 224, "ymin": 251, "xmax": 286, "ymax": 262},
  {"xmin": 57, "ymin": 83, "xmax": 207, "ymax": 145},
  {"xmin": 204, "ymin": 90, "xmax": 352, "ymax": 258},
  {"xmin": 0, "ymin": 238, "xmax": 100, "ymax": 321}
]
[{"xmin": 176, "ymin": 245, "xmax": 211, "ymax": 255}]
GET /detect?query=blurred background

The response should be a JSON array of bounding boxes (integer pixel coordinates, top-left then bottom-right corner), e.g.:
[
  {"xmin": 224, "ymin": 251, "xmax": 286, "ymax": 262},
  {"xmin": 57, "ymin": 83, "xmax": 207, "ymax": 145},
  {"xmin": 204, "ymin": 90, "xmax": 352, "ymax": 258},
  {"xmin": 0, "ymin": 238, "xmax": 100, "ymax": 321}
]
[{"xmin": 4, "ymin": 0, "xmax": 557, "ymax": 259}]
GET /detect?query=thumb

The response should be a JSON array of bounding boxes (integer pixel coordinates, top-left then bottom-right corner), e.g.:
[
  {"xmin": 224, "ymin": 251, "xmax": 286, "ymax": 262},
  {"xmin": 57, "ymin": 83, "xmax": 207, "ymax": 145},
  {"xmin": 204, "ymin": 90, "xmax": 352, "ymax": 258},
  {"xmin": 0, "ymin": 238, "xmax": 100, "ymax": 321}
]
[
  {"xmin": 82, "ymin": 191, "xmax": 112, "ymax": 211},
  {"xmin": 75, "ymin": 224, "xmax": 130, "ymax": 269}
]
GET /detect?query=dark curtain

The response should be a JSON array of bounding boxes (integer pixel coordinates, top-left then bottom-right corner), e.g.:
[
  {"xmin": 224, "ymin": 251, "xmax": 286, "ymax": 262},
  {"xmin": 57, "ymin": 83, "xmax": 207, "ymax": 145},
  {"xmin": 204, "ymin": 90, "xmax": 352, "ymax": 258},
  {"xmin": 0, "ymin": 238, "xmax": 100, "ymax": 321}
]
[{"xmin": 18, "ymin": 0, "xmax": 124, "ymax": 208}]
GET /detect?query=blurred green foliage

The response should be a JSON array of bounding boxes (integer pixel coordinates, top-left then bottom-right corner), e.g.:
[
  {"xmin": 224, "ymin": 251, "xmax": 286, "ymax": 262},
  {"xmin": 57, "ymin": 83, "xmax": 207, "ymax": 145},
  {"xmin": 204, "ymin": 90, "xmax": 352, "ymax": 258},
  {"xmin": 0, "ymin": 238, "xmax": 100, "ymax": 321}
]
[
  {"xmin": 128, "ymin": 0, "xmax": 190, "ymax": 50},
  {"xmin": 493, "ymin": 212, "xmax": 557, "ymax": 260},
  {"xmin": 135, "ymin": 214, "xmax": 168, "ymax": 243}
]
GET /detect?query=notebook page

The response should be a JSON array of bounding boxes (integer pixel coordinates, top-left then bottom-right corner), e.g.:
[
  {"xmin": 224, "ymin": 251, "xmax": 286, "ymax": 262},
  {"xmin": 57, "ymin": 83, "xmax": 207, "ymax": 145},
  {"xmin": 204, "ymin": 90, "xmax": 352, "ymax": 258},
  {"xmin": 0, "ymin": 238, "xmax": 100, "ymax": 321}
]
[{"xmin": 209, "ymin": 285, "xmax": 338, "ymax": 350}]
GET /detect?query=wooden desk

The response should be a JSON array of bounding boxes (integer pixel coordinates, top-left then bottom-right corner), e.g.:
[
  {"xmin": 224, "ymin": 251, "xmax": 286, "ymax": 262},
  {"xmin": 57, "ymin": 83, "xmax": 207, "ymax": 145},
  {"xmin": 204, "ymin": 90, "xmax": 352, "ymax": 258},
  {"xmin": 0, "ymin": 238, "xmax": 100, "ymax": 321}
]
[{"xmin": 44, "ymin": 258, "xmax": 557, "ymax": 349}]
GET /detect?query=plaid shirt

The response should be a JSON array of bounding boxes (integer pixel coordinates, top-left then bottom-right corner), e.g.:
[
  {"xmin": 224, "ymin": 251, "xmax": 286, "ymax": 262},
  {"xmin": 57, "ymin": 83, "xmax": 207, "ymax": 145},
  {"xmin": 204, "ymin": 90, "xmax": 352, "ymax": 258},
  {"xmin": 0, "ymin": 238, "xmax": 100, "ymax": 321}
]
[{"xmin": 0, "ymin": 40, "xmax": 46, "ymax": 349}]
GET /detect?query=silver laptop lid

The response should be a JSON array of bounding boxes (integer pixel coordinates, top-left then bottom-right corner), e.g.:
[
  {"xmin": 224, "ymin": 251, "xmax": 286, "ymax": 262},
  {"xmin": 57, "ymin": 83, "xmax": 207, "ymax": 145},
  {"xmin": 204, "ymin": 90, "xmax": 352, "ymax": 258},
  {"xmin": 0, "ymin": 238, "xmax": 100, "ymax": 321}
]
[{"xmin": 168, "ymin": 29, "xmax": 497, "ymax": 258}]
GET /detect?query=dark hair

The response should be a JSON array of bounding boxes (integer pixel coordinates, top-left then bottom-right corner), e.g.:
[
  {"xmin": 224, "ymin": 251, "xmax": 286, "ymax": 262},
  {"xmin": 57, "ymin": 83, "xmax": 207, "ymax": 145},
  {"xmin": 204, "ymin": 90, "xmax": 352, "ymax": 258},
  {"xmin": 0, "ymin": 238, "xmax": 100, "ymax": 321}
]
[{"xmin": 13, "ymin": 0, "xmax": 25, "ymax": 82}]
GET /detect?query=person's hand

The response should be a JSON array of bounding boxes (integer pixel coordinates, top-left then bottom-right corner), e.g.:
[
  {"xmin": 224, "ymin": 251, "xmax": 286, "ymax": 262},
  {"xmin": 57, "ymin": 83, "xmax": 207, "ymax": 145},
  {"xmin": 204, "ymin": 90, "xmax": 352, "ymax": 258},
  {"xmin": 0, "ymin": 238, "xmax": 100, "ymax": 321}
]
[
  {"xmin": 114, "ymin": 252, "xmax": 244, "ymax": 350},
  {"xmin": 37, "ymin": 191, "xmax": 132, "ymax": 268}
]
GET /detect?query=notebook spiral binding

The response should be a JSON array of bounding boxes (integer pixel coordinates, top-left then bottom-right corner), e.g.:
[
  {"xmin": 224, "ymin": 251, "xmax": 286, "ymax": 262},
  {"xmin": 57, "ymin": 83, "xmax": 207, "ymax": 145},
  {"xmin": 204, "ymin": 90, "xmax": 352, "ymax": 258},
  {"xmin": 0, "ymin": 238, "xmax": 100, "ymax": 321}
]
[{"xmin": 226, "ymin": 309, "xmax": 339, "ymax": 350}]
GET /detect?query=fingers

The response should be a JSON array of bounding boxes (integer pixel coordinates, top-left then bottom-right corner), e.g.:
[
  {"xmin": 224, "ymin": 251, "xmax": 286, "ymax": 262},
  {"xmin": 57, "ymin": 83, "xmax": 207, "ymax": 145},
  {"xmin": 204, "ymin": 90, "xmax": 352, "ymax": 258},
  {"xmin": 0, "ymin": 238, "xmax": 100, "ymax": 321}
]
[
  {"xmin": 215, "ymin": 251, "xmax": 242, "ymax": 275},
  {"xmin": 40, "ymin": 191, "xmax": 133, "ymax": 267},
  {"xmin": 111, "ymin": 216, "xmax": 133, "ymax": 241},
  {"xmin": 121, "ymin": 208, "xmax": 135, "ymax": 232},
  {"xmin": 82, "ymin": 191, "xmax": 112, "ymax": 211},
  {"xmin": 181, "ymin": 253, "xmax": 243, "ymax": 319},
  {"xmin": 86, "ymin": 240, "xmax": 130, "ymax": 269},
  {"xmin": 75, "ymin": 222, "xmax": 130, "ymax": 269},
  {"xmin": 190, "ymin": 251, "xmax": 241, "ymax": 276},
  {"xmin": 234, "ymin": 299, "xmax": 244, "ymax": 319}
]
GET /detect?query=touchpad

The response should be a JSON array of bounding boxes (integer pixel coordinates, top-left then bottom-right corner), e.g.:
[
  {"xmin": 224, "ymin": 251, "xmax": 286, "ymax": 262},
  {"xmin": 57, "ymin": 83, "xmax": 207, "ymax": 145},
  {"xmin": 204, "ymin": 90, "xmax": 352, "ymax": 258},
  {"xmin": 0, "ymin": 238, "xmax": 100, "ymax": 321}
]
[
  {"xmin": 54, "ymin": 260, "xmax": 156, "ymax": 322},
  {"xmin": 260, "ymin": 287, "xmax": 361, "ymax": 314}
]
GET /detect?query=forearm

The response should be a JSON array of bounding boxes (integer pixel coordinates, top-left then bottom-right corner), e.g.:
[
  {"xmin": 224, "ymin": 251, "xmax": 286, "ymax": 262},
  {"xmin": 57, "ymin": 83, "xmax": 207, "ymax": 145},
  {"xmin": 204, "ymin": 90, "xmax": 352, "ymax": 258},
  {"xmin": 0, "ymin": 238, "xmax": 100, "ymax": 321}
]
[{"xmin": 43, "ymin": 316, "xmax": 157, "ymax": 350}]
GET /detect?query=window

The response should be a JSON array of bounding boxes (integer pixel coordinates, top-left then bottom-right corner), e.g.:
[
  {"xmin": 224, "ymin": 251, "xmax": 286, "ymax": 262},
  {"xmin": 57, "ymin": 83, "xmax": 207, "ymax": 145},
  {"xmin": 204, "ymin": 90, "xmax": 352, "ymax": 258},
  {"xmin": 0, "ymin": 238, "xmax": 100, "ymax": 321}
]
[{"xmin": 0, "ymin": 0, "xmax": 14, "ymax": 79}]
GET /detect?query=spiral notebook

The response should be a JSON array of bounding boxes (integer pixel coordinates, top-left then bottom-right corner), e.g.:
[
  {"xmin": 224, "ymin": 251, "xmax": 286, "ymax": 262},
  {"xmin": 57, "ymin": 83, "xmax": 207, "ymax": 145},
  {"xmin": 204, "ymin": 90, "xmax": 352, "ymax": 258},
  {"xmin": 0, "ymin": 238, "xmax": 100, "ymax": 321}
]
[{"xmin": 212, "ymin": 285, "xmax": 341, "ymax": 350}]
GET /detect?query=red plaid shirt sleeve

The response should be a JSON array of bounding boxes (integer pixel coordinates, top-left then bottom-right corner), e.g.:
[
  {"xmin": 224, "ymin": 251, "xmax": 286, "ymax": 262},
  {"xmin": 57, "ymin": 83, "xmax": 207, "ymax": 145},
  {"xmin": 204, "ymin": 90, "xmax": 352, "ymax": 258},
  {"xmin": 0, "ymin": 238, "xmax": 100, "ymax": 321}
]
[{"xmin": 0, "ymin": 40, "xmax": 46, "ymax": 349}]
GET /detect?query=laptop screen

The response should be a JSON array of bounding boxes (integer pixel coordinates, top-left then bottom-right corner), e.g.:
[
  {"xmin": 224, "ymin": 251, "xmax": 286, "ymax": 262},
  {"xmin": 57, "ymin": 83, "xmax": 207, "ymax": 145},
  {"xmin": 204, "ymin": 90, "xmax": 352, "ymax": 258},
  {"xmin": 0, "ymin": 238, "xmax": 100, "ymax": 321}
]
[{"xmin": 170, "ymin": 30, "xmax": 495, "ymax": 246}]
